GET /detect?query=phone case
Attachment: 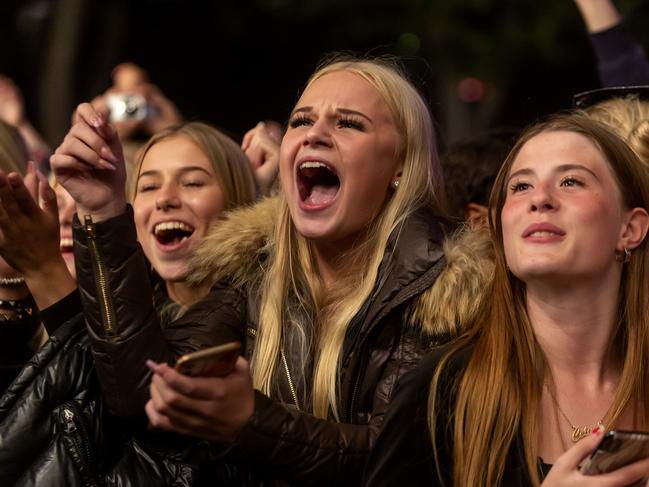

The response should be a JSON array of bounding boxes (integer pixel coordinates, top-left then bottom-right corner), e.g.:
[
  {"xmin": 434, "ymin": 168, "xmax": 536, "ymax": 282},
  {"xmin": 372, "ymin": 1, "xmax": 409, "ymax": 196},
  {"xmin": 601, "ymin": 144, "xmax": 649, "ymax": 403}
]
[
  {"xmin": 580, "ymin": 429, "xmax": 649, "ymax": 485},
  {"xmin": 175, "ymin": 342, "xmax": 241, "ymax": 377}
]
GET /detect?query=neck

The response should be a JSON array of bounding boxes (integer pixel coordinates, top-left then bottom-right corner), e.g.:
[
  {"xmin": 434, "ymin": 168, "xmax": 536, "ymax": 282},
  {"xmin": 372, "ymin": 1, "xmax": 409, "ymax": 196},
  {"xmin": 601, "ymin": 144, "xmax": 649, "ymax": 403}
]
[
  {"xmin": 166, "ymin": 279, "xmax": 210, "ymax": 307},
  {"xmin": 526, "ymin": 270, "xmax": 622, "ymax": 386},
  {"xmin": 311, "ymin": 232, "xmax": 367, "ymax": 290}
]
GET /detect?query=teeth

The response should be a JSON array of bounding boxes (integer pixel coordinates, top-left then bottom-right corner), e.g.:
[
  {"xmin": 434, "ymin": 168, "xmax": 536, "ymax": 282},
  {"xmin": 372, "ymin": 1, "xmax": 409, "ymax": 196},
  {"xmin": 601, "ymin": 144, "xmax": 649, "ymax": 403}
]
[
  {"xmin": 60, "ymin": 238, "xmax": 73, "ymax": 248},
  {"xmin": 300, "ymin": 161, "xmax": 333, "ymax": 171},
  {"xmin": 154, "ymin": 221, "xmax": 195, "ymax": 235},
  {"xmin": 530, "ymin": 231, "xmax": 556, "ymax": 237}
]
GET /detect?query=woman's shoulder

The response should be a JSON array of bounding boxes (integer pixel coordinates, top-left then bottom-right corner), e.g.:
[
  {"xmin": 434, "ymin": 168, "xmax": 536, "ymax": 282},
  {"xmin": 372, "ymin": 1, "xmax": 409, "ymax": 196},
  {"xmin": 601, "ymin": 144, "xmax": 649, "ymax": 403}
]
[{"xmin": 406, "ymin": 225, "xmax": 495, "ymax": 340}]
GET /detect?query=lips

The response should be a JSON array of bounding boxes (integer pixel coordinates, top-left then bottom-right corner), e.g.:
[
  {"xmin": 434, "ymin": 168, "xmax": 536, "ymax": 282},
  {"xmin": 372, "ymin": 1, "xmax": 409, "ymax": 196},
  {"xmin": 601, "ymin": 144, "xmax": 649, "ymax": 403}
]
[
  {"xmin": 296, "ymin": 159, "xmax": 340, "ymax": 208},
  {"xmin": 522, "ymin": 223, "xmax": 566, "ymax": 239},
  {"xmin": 60, "ymin": 237, "xmax": 73, "ymax": 254},
  {"xmin": 152, "ymin": 220, "xmax": 195, "ymax": 247}
]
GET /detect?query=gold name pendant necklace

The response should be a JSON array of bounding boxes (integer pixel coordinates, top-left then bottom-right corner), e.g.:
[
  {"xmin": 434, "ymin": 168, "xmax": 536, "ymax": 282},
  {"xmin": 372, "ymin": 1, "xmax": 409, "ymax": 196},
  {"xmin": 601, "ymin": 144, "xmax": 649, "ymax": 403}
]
[{"xmin": 545, "ymin": 383, "xmax": 607, "ymax": 443}]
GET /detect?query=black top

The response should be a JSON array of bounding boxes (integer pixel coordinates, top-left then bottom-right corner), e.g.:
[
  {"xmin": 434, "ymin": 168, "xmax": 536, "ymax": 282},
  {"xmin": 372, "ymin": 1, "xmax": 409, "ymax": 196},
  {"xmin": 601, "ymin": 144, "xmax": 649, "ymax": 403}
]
[{"xmin": 362, "ymin": 345, "xmax": 550, "ymax": 486}]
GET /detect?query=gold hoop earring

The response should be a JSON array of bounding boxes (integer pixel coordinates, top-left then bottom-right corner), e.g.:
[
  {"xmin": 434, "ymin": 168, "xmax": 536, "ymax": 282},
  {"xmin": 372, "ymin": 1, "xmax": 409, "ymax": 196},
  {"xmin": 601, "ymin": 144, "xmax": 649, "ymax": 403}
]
[{"xmin": 616, "ymin": 247, "xmax": 632, "ymax": 264}]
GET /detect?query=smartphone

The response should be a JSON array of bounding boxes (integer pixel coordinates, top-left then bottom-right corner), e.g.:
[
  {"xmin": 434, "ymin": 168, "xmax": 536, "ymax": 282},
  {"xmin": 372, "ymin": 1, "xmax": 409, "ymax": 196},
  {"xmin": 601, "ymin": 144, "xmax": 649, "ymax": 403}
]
[
  {"xmin": 580, "ymin": 429, "xmax": 649, "ymax": 484},
  {"xmin": 174, "ymin": 341, "xmax": 242, "ymax": 377}
]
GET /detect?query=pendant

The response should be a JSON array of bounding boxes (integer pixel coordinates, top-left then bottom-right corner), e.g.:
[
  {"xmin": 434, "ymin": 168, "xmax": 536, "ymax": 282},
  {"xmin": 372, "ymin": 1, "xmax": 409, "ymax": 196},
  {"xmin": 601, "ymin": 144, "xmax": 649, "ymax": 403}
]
[{"xmin": 571, "ymin": 426, "xmax": 591, "ymax": 442}]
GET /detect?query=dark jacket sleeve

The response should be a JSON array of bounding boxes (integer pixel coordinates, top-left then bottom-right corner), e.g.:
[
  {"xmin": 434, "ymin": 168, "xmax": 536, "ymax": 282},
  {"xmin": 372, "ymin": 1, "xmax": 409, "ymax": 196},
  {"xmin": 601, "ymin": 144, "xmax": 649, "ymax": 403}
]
[
  {"xmin": 73, "ymin": 207, "xmax": 246, "ymax": 417},
  {"xmin": 590, "ymin": 22, "xmax": 649, "ymax": 86},
  {"xmin": 224, "ymin": 329, "xmax": 429, "ymax": 486}
]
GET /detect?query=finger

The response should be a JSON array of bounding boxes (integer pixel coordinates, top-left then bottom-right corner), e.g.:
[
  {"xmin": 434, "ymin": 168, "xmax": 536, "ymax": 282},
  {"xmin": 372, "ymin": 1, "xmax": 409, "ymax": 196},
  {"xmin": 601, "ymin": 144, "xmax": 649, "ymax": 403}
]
[
  {"xmin": 6, "ymin": 172, "xmax": 40, "ymax": 216},
  {"xmin": 241, "ymin": 127, "xmax": 257, "ymax": 151},
  {"xmin": 53, "ymin": 136, "xmax": 116, "ymax": 172},
  {"xmin": 150, "ymin": 373, "xmax": 217, "ymax": 421},
  {"xmin": 24, "ymin": 161, "xmax": 38, "ymax": 201},
  {"xmin": 557, "ymin": 429, "xmax": 604, "ymax": 470},
  {"xmin": 68, "ymin": 121, "xmax": 119, "ymax": 165},
  {"xmin": 75, "ymin": 102, "xmax": 105, "ymax": 129},
  {"xmin": 155, "ymin": 363, "xmax": 218, "ymax": 400},
  {"xmin": 0, "ymin": 174, "xmax": 26, "ymax": 220},
  {"xmin": 50, "ymin": 153, "xmax": 113, "ymax": 177},
  {"xmin": 39, "ymin": 178, "xmax": 58, "ymax": 217}
]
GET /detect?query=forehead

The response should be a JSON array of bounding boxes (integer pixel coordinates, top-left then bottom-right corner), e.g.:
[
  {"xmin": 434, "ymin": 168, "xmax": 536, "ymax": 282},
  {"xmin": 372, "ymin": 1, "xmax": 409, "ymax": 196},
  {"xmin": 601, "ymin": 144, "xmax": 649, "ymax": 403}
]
[
  {"xmin": 510, "ymin": 130, "xmax": 612, "ymax": 177},
  {"xmin": 297, "ymin": 71, "xmax": 392, "ymax": 119},
  {"xmin": 139, "ymin": 135, "xmax": 214, "ymax": 175}
]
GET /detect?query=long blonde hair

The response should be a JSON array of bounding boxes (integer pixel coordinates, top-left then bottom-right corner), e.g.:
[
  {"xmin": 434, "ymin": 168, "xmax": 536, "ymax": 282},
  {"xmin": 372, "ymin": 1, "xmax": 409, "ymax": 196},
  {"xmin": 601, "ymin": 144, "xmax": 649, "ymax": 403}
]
[
  {"xmin": 252, "ymin": 57, "xmax": 446, "ymax": 419},
  {"xmin": 585, "ymin": 95, "xmax": 649, "ymax": 171},
  {"xmin": 428, "ymin": 113, "xmax": 649, "ymax": 486}
]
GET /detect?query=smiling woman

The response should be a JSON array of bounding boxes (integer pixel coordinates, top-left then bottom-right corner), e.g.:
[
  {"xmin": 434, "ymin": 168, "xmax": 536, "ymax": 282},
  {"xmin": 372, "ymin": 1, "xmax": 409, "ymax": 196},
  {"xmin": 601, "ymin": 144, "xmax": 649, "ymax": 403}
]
[
  {"xmin": 363, "ymin": 113, "xmax": 649, "ymax": 486},
  {"xmin": 130, "ymin": 123, "xmax": 256, "ymax": 309}
]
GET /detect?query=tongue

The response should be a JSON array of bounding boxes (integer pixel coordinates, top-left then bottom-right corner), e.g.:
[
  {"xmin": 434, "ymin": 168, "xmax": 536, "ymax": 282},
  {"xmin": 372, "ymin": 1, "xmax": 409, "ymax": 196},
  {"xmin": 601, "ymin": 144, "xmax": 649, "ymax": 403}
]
[{"xmin": 305, "ymin": 184, "xmax": 338, "ymax": 205}]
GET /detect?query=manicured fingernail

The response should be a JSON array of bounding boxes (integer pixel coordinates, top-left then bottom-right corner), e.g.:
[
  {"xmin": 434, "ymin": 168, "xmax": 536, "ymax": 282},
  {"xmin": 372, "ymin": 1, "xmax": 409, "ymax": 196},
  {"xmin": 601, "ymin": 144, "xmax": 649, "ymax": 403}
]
[
  {"xmin": 99, "ymin": 159, "xmax": 116, "ymax": 171},
  {"xmin": 145, "ymin": 359, "xmax": 159, "ymax": 371},
  {"xmin": 100, "ymin": 146, "xmax": 117, "ymax": 163}
]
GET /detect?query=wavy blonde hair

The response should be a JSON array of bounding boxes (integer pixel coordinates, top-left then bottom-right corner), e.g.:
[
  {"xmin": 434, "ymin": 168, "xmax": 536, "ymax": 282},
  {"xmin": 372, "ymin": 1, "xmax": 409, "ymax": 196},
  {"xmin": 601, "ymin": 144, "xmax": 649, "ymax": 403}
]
[
  {"xmin": 428, "ymin": 113, "xmax": 649, "ymax": 486},
  {"xmin": 586, "ymin": 95, "xmax": 649, "ymax": 171},
  {"xmin": 252, "ymin": 57, "xmax": 446, "ymax": 419}
]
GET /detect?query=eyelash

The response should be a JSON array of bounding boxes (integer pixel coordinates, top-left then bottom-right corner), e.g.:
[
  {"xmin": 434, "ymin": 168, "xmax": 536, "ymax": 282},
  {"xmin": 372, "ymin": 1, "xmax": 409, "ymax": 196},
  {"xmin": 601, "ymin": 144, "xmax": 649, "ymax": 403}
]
[
  {"xmin": 509, "ymin": 176, "xmax": 584, "ymax": 193},
  {"xmin": 287, "ymin": 115, "xmax": 366, "ymax": 131}
]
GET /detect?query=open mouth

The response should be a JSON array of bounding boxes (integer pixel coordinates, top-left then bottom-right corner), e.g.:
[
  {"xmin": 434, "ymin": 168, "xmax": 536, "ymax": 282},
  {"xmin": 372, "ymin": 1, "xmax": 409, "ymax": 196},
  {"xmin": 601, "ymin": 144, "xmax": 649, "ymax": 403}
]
[
  {"xmin": 297, "ymin": 161, "xmax": 340, "ymax": 206},
  {"xmin": 60, "ymin": 237, "xmax": 73, "ymax": 254},
  {"xmin": 153, "ymin": 221, "xmax": 195, "ymax": 246}
]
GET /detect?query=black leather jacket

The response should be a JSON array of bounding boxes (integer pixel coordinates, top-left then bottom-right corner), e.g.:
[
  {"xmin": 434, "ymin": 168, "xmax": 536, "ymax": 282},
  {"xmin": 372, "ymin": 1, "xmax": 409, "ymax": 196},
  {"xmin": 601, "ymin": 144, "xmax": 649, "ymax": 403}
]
[{"xmin": 72, "ymin": 202, "xmax": 447, "ymax": 486}]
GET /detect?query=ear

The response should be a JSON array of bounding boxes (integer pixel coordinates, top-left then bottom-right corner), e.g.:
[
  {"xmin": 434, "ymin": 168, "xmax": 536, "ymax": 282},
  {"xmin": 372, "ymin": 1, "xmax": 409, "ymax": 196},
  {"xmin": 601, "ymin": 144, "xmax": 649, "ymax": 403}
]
[
  {"xmin": 618, "ymin": 207, "xmax": 649, "ymax": 251},
  {"xmin": 464, "ymin": 203, "xmax": 489, "ymax": 230},
  {"xmin": 390, "ymin": 166, "xmax": 403, "ymax": 187}
]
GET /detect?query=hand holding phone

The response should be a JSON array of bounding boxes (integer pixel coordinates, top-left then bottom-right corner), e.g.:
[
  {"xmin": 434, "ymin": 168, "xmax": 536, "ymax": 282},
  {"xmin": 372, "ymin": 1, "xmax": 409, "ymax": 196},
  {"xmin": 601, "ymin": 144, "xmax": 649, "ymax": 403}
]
[
  {"xmin": 174, "ymin": 341, "xmax": 241, "ymax": 377},
  {"xmin": 580, "ymin": 429, "xmax": 649, "ymax": 485}
]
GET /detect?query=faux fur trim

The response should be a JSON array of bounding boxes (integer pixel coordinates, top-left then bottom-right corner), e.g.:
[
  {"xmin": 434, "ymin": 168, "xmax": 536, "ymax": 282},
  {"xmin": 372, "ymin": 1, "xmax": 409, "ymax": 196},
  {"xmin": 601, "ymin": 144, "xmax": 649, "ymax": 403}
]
[
  {"xmin": 187, "ymin": 196, "xmax": 279, "ymax": 287},
  {"xmin": 406, "ymin": 226, "xmax": 495, "ymax": 338},
  {"xmin": 189, "ymin": 198, "xmax": 496, "ymax": 339}
]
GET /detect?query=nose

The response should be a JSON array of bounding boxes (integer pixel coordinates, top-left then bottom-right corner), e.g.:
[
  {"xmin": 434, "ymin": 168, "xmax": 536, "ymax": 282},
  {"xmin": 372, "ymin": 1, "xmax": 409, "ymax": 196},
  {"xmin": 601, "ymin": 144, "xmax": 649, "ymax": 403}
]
[
  {"xmin": 302, "ymin": 118, "xmax": 333, "ymax": 149},
  {"xmin": 155, "ymin": 183, "xmax": 181, "ymax": 211},
  {"xmin": 529, "ymin": 183, "xmax": 557, "ymax": 213}
]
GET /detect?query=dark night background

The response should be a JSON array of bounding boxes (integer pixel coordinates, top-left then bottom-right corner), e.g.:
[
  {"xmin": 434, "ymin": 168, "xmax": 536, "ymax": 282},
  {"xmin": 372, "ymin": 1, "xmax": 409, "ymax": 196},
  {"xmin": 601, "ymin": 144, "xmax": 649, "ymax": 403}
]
[{"xmin": 1, "ymin": 0, "xmax": 648, "ymax": 150}]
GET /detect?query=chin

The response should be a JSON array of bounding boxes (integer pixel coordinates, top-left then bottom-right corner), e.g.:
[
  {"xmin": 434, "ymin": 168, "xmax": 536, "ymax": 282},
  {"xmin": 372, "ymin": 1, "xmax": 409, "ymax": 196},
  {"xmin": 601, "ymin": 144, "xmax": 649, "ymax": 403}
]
[{"xmin": 154, "ymin": 263, "xmax": 190, "ymax": 283}]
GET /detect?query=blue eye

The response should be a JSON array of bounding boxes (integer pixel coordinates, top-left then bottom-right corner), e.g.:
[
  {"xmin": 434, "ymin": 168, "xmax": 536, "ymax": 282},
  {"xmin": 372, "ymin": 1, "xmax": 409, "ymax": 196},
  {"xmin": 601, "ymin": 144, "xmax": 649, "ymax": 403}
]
[{"xmin": 560, "ymin": 177, "xmax": 583, "ymax": 187}]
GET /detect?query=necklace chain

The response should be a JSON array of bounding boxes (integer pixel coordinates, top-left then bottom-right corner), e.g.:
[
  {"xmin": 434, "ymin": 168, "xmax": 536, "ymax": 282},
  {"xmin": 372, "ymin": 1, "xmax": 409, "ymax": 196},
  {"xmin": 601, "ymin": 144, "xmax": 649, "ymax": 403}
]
[{"xmin": 545, "ymin": 383, "xmax": 606, "ymax": 443}]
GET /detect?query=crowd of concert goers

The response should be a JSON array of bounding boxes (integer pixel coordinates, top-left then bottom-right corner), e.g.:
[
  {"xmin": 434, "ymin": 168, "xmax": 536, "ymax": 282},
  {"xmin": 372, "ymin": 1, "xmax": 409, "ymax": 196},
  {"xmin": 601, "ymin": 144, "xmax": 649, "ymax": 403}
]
[{"xmin": 2, "ymin": 0, "xmax": 649, "ymax": 485}]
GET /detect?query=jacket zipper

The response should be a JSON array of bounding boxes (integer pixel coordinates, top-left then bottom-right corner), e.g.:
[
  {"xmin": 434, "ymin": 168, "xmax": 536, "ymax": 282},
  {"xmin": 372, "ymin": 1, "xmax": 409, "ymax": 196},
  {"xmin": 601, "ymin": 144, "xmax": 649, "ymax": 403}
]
[
  {"xmin": 280, "ymin": 348, "xmax": 301, "ymax": 411},
  {"xmin": 84, "ymin": 215, "xmax": 116, "ymax": 334},
  {"xmin": 247, "ymin": 327, "xmax": 301, "ymax": 410},
  {"xmin": 62, "ymin": 403, "xmax": 99, "ymax": 487}
]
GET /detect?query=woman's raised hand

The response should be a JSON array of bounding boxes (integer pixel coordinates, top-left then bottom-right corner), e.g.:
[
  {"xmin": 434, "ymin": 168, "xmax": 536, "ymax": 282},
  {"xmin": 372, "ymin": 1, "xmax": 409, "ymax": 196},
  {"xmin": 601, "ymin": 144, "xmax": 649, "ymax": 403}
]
[
  {"xmin": 542, "ymin": 429, "xmax": 649, "ymax": 486},
  {"xmin": 144, "ymin": 356, "xmax": 255, "ymax": 443},
  {"xmin": 50, "ymin": 103, "xmax": 127, "ymax": 222}
]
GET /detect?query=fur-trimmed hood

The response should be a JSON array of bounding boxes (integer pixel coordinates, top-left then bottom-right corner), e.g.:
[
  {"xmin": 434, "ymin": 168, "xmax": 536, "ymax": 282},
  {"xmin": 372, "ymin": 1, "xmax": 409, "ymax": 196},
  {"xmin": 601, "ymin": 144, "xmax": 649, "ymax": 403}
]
[{"xmin": 188, "ymin": 196, "xmax": 495, "ymax": 338}]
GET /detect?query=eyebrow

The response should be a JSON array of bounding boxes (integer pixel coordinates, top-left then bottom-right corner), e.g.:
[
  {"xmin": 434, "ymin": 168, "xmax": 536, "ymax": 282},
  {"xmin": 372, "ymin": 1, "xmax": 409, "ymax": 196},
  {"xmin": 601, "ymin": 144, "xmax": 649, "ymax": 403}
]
[
  {"xmin": 138, "ymin": 166, "xmax": 213, "ymax": 179},
  {"xmin": 290, "ymin": 106, "xmax": 374, "ymax": 123},
  {"xmin": 507, "ymin": 163, "xmax": 600, "ymax": 183}
]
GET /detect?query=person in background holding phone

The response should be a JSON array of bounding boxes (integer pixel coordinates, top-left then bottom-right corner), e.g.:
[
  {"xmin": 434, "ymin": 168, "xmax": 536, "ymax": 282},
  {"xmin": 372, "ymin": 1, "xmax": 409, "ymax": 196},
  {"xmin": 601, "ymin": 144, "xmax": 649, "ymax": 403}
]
[
  {"xmin": 363, "ymin": 113, "xmax": 649, "ymax": 486},
  {"xmin": 49, "ymin": 57, "xmax": 486, "ymax": 485}
]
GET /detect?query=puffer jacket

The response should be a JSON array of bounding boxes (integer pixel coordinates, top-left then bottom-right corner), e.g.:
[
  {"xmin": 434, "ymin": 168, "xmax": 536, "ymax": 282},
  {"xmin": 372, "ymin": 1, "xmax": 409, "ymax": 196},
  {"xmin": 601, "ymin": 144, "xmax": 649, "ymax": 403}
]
[
  {"xmin": 71, "ymin": 196, "xmax": 495, "ymax": 486},
  {"xmin": 0, "ymin": 314, "xmax": 240, "ymax": 486}
]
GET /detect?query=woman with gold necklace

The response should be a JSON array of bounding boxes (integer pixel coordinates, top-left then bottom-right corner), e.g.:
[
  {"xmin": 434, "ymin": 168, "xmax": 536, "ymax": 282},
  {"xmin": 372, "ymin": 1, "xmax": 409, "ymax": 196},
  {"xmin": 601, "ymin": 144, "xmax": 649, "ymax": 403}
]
[{"xmin": 363, "ymin": 113, "xmax": 649, "ymax": 486}]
